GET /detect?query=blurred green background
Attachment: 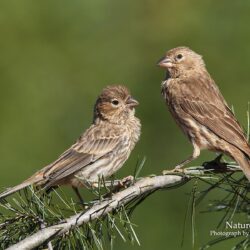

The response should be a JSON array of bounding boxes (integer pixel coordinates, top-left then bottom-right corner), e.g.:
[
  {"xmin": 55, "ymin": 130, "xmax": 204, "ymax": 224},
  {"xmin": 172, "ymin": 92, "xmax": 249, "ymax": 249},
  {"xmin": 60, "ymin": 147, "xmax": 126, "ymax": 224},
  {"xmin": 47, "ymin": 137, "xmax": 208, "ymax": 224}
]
[{"xmin": 0, "ymin": 1, "xmax": 250, "ymax": 249}]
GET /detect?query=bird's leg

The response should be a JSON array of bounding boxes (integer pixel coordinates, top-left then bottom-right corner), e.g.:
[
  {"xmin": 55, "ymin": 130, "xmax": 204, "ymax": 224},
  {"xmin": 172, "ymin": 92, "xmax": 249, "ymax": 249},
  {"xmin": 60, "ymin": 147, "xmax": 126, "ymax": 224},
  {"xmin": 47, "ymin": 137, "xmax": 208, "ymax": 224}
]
[
  {"xmin": 89, "ymin": 176, "xmax": 134, "ymax": 189},
  {"xmin": 72, "ymin": 187, "xmax": 85, "ymax": 205},
  {"xmin": 112, "ymin": 175, "xmax": 134, "ymax": 191},
  {"xmin": 120, "ymin": 175, "xmax": 135, "ymax": 187},
  {"xmin": 174, "ymin": 143, "xmax": 200, "ymax": 169},
  {"xmin": 102, "ymin": 176, "xmax": 135, "ymax": 199},
  {"xmin": 163, "ymin": 142, "xmax": 200, "ymax": 174}
]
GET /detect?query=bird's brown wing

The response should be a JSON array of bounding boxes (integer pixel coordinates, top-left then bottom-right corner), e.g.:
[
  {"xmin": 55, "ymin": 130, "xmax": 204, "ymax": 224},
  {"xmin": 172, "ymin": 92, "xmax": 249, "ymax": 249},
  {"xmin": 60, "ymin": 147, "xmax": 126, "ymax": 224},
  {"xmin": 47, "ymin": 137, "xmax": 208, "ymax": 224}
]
[
  {"xmin": 37, "ymin": 124, "xmax": 123, "ymax": 188},
  {"xmin": 179, "ymin": 97, "xmax": 250, "ymax": 156}
]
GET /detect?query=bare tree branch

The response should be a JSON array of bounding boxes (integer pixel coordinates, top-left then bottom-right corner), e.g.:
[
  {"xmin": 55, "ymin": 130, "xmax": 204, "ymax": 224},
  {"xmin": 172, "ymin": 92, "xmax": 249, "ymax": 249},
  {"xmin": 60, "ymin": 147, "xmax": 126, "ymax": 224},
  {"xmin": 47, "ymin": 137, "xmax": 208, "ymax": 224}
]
[
  {"xmin": 6, "ymin": 174, "xmax": 186, "ymax": 250},
  {"xmin": 6, "ymin": 165, "xmax": 241, "ymax": 250}
]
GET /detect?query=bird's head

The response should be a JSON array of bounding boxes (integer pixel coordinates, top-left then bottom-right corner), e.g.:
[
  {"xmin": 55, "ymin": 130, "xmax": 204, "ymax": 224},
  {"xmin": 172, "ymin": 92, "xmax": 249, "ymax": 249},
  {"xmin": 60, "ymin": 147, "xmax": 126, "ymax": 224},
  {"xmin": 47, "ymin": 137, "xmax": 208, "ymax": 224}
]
[
  {"xmin": 94, "ymin": 85, "xmax": 139, "ymax": 124},
  {"xmin": 157, "ymin": 47, "xmax": 205, "ymax": 78}
]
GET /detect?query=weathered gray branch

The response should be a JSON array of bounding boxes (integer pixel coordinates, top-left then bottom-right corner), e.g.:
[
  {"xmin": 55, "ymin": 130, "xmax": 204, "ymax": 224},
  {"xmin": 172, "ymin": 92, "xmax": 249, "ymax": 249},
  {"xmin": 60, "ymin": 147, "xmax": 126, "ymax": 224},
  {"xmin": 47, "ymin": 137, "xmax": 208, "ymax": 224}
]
[{"xmin": 6, "ymin": 165, "xmax": 241, "ymax": 250}]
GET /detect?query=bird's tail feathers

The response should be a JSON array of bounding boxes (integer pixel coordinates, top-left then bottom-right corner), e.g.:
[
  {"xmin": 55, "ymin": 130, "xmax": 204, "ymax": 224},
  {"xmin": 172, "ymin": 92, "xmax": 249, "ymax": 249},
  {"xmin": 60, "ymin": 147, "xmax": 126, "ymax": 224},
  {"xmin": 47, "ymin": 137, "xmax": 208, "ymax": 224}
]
[
  {"xmin": 232, "ymin": 149, "xmax": 250, "ymax": 181},
  {"xmin": 0, "ymin": 181, "xmax": 33, "ymax": 200},
  {"xmin": 0, "ymin": 173, "xmax": 43, "ymax": 200}
]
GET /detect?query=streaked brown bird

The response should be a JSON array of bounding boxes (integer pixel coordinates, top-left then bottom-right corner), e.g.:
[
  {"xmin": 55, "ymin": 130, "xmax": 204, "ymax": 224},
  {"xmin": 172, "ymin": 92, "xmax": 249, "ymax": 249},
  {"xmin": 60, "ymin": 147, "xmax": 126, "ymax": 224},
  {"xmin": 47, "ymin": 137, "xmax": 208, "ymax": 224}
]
[
  {"xmin": 158, "ymin": 46, "xmax": 250, "ymax": 181},
  {"xmin": 0, "ymin": 85, "xmax": 141, "ymax": 200}
]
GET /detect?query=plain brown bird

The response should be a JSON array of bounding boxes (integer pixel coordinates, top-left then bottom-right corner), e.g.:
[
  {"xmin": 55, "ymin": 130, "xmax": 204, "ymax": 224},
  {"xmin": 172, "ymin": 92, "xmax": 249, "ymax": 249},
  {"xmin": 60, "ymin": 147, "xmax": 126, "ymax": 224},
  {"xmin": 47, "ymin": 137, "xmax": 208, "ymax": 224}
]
[
  {"xmin": 158, "ymin": 46, "xmax": 250, "ymax": 181},
  {"xmin": 0, "ymin": 85, "xmax": 141, "ymax": 200}
]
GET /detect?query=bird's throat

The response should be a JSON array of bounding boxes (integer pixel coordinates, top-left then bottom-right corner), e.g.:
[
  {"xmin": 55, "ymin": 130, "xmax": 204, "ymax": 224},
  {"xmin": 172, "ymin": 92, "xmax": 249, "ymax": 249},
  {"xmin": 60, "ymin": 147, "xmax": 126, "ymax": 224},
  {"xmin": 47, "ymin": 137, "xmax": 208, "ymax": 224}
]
[{"xmin": 164, "ymin": 71, "xmax": 170, "ymax": 80}]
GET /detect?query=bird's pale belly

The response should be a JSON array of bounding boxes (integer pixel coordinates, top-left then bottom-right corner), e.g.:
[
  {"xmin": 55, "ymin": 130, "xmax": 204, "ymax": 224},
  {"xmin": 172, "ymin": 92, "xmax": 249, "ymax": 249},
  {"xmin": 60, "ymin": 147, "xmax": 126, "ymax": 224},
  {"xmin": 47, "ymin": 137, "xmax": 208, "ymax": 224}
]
[
  {"xmin": 182, "ymin": 118, "xmax": 231, "ymax": 153},
  {"xmin": 64, "ymin": 150, "xmax": 130, "ymax": 188}
]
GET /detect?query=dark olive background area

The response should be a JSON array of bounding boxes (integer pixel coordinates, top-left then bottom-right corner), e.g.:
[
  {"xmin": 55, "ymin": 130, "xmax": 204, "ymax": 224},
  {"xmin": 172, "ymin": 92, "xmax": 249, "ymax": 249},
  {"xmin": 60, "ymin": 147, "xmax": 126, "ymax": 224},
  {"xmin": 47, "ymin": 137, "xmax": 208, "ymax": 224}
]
[{"xmin": 0, "ymin": 1, "xmax": 249, "ymax": 249}]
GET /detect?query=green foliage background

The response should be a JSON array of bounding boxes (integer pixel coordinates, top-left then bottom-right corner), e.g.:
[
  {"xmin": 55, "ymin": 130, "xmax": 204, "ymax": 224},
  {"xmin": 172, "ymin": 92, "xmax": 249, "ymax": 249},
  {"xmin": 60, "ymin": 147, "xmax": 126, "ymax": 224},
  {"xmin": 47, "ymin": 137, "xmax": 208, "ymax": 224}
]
[{"xmin": 0, "ymin": 1, "xmax": 250, "ymax": 249}]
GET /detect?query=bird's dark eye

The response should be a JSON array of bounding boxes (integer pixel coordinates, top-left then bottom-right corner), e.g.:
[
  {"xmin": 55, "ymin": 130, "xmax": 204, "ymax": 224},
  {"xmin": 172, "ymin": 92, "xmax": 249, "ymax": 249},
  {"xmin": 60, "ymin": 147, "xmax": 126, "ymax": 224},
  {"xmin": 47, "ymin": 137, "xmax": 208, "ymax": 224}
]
[
  {"xmin": 111, "ymin": 99, "xmax": 119, "ymax": 106},
  {"xmin": 176, "ymin": 54, "xmax": 183, "ymax": 60}
]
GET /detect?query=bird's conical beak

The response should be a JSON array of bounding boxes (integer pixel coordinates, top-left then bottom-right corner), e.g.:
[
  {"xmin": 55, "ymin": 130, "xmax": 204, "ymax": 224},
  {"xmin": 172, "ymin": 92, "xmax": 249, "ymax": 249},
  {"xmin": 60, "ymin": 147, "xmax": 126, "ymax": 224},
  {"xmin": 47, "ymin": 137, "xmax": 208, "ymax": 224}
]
[
  {"xmin": 126, "ymin": 96, "xmax": 139, "ymax": 107},
  {"xmin": 157, "ymin": 56, "xmax": 173, "ymax": 68}
]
